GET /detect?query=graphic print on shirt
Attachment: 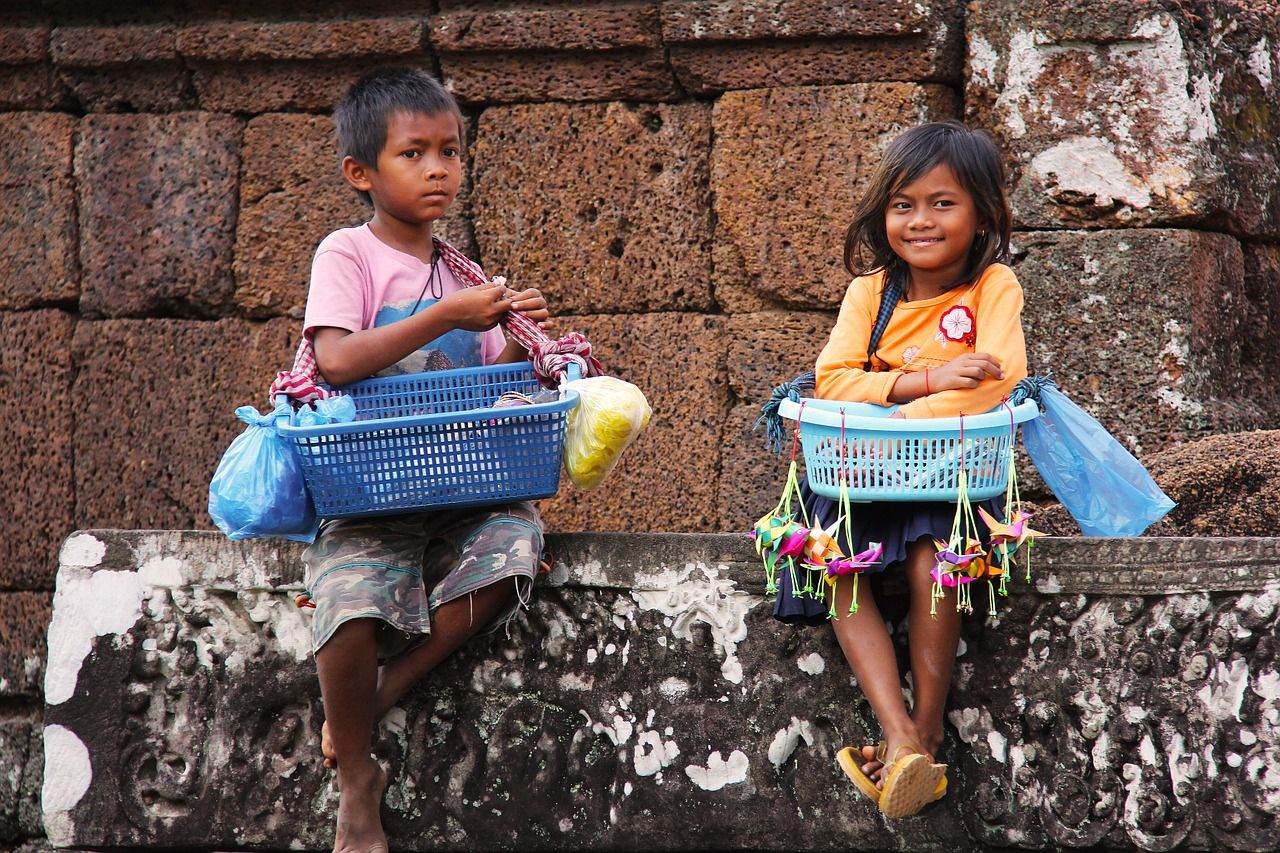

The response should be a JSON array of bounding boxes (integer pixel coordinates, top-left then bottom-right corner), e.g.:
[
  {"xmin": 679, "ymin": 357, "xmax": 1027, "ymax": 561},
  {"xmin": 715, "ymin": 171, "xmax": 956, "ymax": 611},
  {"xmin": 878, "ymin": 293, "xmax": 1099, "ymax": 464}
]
[{"xmin": 374, "ymin": 297, "xmax": 483, "ymax": 376}]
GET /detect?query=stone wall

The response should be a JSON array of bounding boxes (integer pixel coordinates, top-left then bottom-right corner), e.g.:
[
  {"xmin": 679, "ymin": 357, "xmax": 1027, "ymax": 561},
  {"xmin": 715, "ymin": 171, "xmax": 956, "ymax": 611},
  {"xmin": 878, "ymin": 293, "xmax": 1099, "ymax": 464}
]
[
  {"xmin": 2, "ymin": 1, "xmax": 1280, "ymax": 848},
  {"xmin": 35, "ymin": 530, "xmax": 1280, "ymax": 851}
]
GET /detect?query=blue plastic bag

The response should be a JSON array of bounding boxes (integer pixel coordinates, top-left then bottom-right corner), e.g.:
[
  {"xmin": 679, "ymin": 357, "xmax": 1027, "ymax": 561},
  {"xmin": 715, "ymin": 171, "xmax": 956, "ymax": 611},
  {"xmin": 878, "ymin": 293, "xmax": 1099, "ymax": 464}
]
[
  {"xmin": 208, "ymin": 403, "xmax": 318, "ymax": 542},
  {"xmin": 1018, "ymin": 379, "xmax": 1174, "ymax": 536}
]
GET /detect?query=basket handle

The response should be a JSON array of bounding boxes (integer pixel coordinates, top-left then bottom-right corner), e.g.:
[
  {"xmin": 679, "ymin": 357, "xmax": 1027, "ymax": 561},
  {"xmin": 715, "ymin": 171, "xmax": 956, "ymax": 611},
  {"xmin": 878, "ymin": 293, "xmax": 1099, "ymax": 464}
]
[{"xmin": 562, "ymin": 362, "xmax": 583, "ymax": 383}]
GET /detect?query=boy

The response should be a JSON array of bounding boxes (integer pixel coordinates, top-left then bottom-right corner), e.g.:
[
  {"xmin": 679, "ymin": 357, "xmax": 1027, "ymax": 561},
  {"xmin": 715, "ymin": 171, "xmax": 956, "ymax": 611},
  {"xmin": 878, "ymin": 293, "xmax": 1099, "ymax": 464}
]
[{"xmin": 301, "ymin": 67, "xmax": 550, "ymax": 853}]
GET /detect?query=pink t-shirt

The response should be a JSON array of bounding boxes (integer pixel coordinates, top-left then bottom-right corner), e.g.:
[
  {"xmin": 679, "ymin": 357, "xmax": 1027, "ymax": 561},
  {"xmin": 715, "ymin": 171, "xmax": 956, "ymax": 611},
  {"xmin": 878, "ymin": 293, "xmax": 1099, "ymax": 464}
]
[{"xmin": 303, "ymin": 224, "xmax": 506, "ymax": 377}]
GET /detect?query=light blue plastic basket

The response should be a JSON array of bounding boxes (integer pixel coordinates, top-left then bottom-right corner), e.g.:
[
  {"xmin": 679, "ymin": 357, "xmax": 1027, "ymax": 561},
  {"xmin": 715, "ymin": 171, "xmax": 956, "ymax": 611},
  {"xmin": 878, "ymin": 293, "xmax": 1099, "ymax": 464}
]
[
  {"xmin": 276, "ymin": 363, "xmax": 580, "ymax": 518},
  {"xmin": 778, "ymin": 398, "xmax": 1039, "ymax": 502}
]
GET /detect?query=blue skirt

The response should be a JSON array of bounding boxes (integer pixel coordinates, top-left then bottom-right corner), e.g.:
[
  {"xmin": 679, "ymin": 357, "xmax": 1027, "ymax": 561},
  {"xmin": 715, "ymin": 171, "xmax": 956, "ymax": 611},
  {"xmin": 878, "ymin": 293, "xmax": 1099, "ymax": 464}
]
[{"xmin": 772, "ymin": 477, "xmax": 1004, "ymax": 626}]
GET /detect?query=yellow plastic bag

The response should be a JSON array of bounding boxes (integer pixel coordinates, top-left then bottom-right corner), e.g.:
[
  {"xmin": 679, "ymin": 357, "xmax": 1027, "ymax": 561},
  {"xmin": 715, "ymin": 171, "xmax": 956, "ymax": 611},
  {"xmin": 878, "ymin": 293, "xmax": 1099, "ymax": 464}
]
[{"xmin": 562, "ymin": 376, "xmax": 651, "ymax": 490}]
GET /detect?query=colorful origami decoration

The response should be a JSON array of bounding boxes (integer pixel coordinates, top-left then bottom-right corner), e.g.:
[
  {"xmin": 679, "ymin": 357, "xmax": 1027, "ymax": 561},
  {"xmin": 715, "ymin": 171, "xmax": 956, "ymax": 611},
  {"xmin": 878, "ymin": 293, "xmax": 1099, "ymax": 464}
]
[{"xmin": 751, "ymin": 420, "xmax": 814, "ymax": 595}]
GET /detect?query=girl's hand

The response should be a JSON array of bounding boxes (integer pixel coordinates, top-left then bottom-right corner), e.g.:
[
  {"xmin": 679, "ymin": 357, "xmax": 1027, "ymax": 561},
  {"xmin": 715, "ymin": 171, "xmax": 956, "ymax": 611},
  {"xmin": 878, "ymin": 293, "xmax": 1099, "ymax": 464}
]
[
  {"xmin": 931, "ymin": 353, "xmax": 1004, "ymax": 391},
  {"xmin": 508, "ymin": 287, "xmax": 550, "ymax": 329},
  {"xmin": 442, "ymin": 283, "xmax": 512, "ymax": 331}
]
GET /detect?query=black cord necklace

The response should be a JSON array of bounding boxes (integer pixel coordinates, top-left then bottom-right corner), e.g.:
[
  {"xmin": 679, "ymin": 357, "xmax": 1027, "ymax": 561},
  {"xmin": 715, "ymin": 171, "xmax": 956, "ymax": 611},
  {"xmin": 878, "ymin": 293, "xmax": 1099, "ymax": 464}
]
[{"xmin": 409, "ymin": 251, "xmax": 443, "ymax": 316}]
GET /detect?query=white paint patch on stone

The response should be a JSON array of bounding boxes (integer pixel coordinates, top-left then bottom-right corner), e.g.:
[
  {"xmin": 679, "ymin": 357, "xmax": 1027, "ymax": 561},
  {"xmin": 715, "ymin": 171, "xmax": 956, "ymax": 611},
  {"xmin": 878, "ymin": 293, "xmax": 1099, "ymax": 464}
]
[
  {"xmin": 1198, "ymin": 658, "xmax": 1249, "ymax": 721},
  {"xmin": 658, "ymin": 676, "xmax": 690, "ymax": 701},
  {"xmin": 987, "ymin": 730, "xmax": 1008, "ymax": 764},
  {"xmin": 767, "ymin": 718, "xmax": 815, "ymax": 768},
  {"xmin": 632, "ymin": 563, "xmax": 757, "ymax": 685},
  {"xmin": 1249, "ymin": 38, "xmax": 1273, "ymax": 89},
  {"xmin": 1254, "ymin": 668, "xmax": 1280, "ymax": 702},
  {"xmin": 1030, "ymin": 136, "xmax": 1153, "ymax": 210},
  {"xmin": 995, "ymin": 28, "xmax": 1048, "ymax": 137},
  {"xmin": 59, "ymin": 534, "xmax": 106, "ymax": 568},
  {"xmin": 685, "ymin": 750, "xmax": 749, "ymax": 791},
  {"xmin": 557, "ymin": 672, "xmax": 594, "ymax": 692},
  {"xmin": 947, "ymin": 707, "xmax": 994, "ymax": 746},
  {"xmin": 633, "ymin": 730, "xmax": 679, "ymax": 777},
  {"xmin": 969, "ymin": 33, "xmax": 998, "ymax": 86},
  {"xmin": 45, "ymin": 568, "xmax": 146, "ymax": 705},
  {"xmin": 137, "ymin": 555, "xmax": 185, "ymax": 588},
  {"xmin": 1035, "ymin": 573, "xmax": 1063, "ymax": 594},
  {"xmin": 796, "ymin": 653, "xmax": 825, "ymax": 676},
  {"xmin": 591, "ymin": 715, "xmax": 633, "ymax": 747},
  {"xmin": 42, "ymin": 724, "xmax": 92, "ymax": 844},
  {"xmin": 586, "ymin": 648, "xmax": 598, "ymax": 665}
]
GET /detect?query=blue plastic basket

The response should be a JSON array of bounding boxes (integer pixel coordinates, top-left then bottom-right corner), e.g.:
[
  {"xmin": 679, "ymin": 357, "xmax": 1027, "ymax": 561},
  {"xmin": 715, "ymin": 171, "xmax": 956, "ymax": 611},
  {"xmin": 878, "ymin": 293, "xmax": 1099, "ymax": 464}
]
[
  {"xmin": 276, "ymin": 363, "xmax": 580, "ymax": 518},
  {"xmin": 778, "ymin": 398, "xmax": 1039, "ymax": 502}
]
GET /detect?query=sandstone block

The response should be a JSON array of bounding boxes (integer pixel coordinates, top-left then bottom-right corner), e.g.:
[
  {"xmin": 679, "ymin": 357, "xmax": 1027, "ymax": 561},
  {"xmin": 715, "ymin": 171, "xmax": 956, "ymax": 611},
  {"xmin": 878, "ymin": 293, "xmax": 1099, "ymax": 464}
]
[
  {"xmin": 76, "ymin": 113, "xmax": 240, "ymax": 317},
  {"xmin": 0, "ymin": 65, "xmax": 56, "ymax": 111},
  {"xmin": 1144, "ymin": 430, "xmax": 1280, "ymax": 538},
  {"xmin": 59, "ymin": 66, "xmax": 190, "ymax": 113},
  {"xmin": 474, "ymin": 101, "xmax": 712, "ymax": 314},
  {"xmin": 663, "ymin": 0, "xmax": 962, "ymax": 93},
  {"xmin": 539, "ymin": 313, "xmax": 728, "ymax": 533},
  {"xmin": 176, "ymin": 18, "xmax": 424, "ymax": 61},
  {"xmin": 0, "ymin": 717, "xmax": 39, "ymax": 843},
  {"xmin": 433, "ymin": 2, "xmax": 659, "ymax": 51},
  {"xmin": 193, "ymin": 59, "xmax": 396, "ymax": 112},
  {"xmin": 0, "ymin": 594, "xmax": 51, "ymax": 699},
  {"xmin": 0, "ymin": 113, "xmax": 77, "ymax": 309},
  {"xmin": 72, "ymin": 319, "xmax": 296, "ymax": 531},
  {"xmin": 236, "ymin": 113, "xmax": 475, "ymax": 318},
  {"xmin": 0, "ymin": 311, "xmax": 74, "ymax": 591},
  {"xmin": 51, "ymin": 25, "xmax": 178, "ymax": 66},
  {"xmin": 1014, "ymin": 229, "xmax": 1274, "ymax": 455},
  {"xmin": 1242, "ymin": 243, "xmax": 1280, "ymax": 391},
  {"xmin": 712, "ymin": 83, "xmax": 959, "ymax": 312},
  {"xmin": 0, "ymin": 26, "xmax": 49, "ymax": 63},
  {"xmin": 967, "ymin": 0, "xmax": 1280, "ymax": 237},
  {"xmin": 438, "ymin": 49, "xmax": 677, "ymax": 105}
]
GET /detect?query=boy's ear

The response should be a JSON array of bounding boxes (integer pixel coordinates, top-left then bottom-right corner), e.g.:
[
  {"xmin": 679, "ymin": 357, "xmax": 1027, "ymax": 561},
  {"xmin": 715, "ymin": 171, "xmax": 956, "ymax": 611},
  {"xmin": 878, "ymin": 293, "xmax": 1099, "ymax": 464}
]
[{"xmin": 341, "ymin": 155, "xmax": 374, "ymax": 194}]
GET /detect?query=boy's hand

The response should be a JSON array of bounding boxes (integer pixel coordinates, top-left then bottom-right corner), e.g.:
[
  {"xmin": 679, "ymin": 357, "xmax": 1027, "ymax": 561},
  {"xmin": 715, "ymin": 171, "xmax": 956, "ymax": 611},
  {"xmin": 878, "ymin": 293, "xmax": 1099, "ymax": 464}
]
[
  {"xmin": 442, "ymin": 283, "xmax": 512, "ymax": 331},
  {"xmin": 508, "ymin": 287, "xmax": 550, "ymax": 328},
  {"xmin": 932, "ymin": 353, "xmax": 1003, "ymax": 391}
]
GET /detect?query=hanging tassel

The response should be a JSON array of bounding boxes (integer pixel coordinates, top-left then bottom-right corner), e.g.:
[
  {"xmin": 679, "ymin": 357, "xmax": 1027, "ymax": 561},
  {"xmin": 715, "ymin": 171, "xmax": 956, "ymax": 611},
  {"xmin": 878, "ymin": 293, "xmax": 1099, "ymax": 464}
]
[
  {"xmin": 848, "ymin": 573, "xmax": 860, "ymax": 615},
  {"xmin": 753, "ymin": 371, "xmax": 815, "ymax": 454}
]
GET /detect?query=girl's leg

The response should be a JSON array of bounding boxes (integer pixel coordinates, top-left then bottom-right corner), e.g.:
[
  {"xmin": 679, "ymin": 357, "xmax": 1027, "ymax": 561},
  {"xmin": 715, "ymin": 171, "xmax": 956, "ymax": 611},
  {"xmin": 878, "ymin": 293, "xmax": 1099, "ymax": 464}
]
[
  {"xmin": 904, "ymin": 536, "xmax": 960, "ymax": 759},
  {"xmin": 315, "ymin": 618, "xmax": 388, "ymax": 853},
  {"xmin": 830, "ymin": 569, "xmax": 923, "ymax": 788}
]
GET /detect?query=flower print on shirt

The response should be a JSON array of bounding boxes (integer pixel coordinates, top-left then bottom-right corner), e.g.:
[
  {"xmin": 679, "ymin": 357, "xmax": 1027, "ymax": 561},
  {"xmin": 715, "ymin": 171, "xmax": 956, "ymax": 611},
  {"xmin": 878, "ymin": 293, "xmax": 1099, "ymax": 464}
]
[
  {"xmin": 938, "ymin": 305, "xmax": 976, "ymax": 347},
  {"xmin": 902, "ymin": 345, "xmax": 920, "ymax": 364}
]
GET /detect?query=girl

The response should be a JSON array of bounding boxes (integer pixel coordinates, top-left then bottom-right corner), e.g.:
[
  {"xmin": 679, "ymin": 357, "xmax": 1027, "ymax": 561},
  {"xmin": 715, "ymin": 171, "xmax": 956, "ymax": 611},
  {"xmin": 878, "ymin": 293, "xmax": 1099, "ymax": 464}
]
[{"xmin": 774, "ymin": 121, "xmax": 1027, "ymax": 818}]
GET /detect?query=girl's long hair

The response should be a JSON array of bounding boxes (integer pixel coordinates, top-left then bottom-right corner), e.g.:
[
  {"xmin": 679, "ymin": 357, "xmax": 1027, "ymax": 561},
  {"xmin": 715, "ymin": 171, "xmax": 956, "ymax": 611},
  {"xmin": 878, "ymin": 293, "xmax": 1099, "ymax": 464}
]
[{"xmin": 843, "ymin": 121, "xmax": 1012, "ymax": 290}]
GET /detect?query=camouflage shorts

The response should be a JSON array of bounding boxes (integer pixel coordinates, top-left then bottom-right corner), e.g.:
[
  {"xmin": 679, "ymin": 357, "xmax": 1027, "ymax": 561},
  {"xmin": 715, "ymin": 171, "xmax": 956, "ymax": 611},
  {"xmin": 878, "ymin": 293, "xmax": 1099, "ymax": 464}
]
[{"xmin": 301, "ymin": 502, "xmax": 543, "ymax": 660}]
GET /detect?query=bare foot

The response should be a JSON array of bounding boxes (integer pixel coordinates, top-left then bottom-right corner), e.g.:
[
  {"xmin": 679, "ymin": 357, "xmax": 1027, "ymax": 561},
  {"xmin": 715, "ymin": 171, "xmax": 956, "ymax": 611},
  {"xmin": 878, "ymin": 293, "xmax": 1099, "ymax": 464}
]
[
  {"xmin": 321, "ymin": 719, "xmax": 336, "ymax": 769},
  {"xmin": 333, "ymin": 758, "xmax": 388, "ymax": 853},
  {"xmin": 913, "ymin": 717, "xmax": 944, "ymax": 762}
]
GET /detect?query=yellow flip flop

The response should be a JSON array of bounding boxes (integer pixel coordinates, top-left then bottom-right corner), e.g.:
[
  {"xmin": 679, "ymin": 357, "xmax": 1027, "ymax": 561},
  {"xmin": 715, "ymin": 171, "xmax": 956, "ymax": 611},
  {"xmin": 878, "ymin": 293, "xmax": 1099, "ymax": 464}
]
[
  {"xmin": 877, "ymin": 746, "xmax": 948, "ymax": 819},
  {"xmin": 836, "ymin": 743, "xmax": 947, "ymax": 806}
]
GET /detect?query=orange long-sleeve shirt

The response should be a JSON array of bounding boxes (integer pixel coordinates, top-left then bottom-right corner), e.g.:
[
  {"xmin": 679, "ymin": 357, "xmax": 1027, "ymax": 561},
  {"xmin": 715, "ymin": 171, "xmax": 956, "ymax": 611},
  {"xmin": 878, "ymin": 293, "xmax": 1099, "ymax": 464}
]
[{"xmin": 815, "ymin": 263, "xmax": 1028, "ymax": 418}]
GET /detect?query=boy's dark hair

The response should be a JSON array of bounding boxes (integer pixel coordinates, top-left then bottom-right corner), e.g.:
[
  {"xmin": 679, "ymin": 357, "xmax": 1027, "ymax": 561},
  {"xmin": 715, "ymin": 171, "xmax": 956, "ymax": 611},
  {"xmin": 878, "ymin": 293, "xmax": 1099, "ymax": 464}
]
[
  {"xmin": 334, "ymin": 66, "xmax": 466, "ymax": 207},
  {"xmin": 843, "ymin": 121, "xmax": 1012, "ymax": 289}
]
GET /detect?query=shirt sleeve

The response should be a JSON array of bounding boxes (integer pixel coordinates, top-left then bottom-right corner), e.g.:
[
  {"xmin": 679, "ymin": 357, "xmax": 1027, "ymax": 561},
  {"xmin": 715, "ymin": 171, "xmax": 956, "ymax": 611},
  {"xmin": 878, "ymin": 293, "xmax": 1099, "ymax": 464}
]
[
  {"xmin": 302, "ymin": 248, "xmax": 367, "ymax": 337},
  {"xmin": 481, "ymin": 324, "xmax": 508, "ymax": 366},
  {"xmin": 896, "ymin": 268, "xmax": 1029, "ymax": 419},
  {"xmin": 814, "ymin": 277, "xmax": 902, "ymax": 405}
]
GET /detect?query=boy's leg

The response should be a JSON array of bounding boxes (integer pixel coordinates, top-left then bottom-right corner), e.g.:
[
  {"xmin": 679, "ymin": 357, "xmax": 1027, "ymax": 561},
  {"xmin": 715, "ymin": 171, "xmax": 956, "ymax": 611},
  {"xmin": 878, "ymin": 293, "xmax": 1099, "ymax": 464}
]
[
  {"xmin": 830, "ymin": 564, "xmax": 923, "ymax": 788},
  {"xmin": 315, "ymin": 618, "xmax": 388, "ymax": 853}
]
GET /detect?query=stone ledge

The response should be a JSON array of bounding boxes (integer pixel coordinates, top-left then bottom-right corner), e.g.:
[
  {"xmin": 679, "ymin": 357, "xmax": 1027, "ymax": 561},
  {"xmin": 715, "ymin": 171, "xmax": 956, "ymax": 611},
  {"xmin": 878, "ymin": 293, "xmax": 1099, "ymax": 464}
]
[{"xmin": 42, "ymin": 531, "xmax": 1280, "ymax": 850}]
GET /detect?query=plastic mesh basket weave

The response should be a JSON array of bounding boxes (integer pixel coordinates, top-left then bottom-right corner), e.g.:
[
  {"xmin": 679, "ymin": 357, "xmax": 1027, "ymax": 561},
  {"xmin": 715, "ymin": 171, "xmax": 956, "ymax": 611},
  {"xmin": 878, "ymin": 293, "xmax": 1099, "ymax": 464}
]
[
  {"xmin": 778, "ymin": 398, "xmax": 1039, "ymax": 502},
  {"xmin": 276, "ymin": 363, "xmax": 579, "ymax": 518}
]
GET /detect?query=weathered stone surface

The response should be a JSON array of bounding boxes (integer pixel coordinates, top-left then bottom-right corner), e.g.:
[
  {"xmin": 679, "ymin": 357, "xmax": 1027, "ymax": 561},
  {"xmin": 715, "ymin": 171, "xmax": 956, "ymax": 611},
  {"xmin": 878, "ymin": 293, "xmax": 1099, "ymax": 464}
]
[
  {"xmin": 0, "ymin": 26, "xmax": 49, "ymax": 63},
  {"xmin": 72, "ymin": 319, "xmax": 296, "ymax": 532},
  {"xmin": 712, "ymin": 83, "xmax": 959, "ymax": 312},
  {"xmin": 76, "ymin": 113, "xmax": 240, "ymax": 318},
  {"xmin": 664, "ymin": 0, "xmax": 963, "ymax": 93},
  {"xmin": 236, "ymin": 113, "xmax": 475, "ymax": 318},
  {"xmin": 0, "ymin": 716, "xmax": 41, "ymax": 844},
  {"xmin": 474, "ymin": 101, "xmax": 712, "ymax": 314},
  {"xmin": 1242, "ymin": 243, "xmax": 1280, "ymax": 393},
  {"xmin": 50, "ymin": 25, "xmax": 178, "ymax": 66},
  {"xmin": 43, "ymin": 530, "xmax": 1280, "ymax": 850},
  {"xmin": 193, "ymin": 59, "xmax": 396, "ymax": 113},
  {"xmin": 1139, "ymin": 430, "xmax": 1280, "ymax": 538},
  {"xmin": 0, "ymin": 65, "xmax": 57, "ymax": 111},
  {"xmin": 0, "ymin": 311, "xmax": 74, "ymax": 591},
  {"xmin": 540, "ymin": 313, "xmax": 728, "ymax": 533},
  {"xmin": 967, "ymin": 0, "xmax": 1280, "ymax": 237},
  {"xmin": 0, "ymin": 594, "xmax": 52, "ymax": 699},
  {"xmin": 59, "ymin": 65, "xmax": 189, "ymax": 112},
  {"xmin": 718, "ymin": 312, "xmax": 835, "ymax": 529},
  {"xmin": 176, "ymin": 18, "xmax": 424, "ymax": 61},
  {"xmin": 0, "ymin": 113, "xmax": 77, "ymax": 309},
  {"xmin": 439, "ymin": 49, "xmax": 677, "ymax": 105},
  {"xmin": 433, "ymin": 2, "xmax": 659, "ymax": 51},
  {"xmin": 1014, "ymin": 229, "xmax": 1276, "ymax": 455}
]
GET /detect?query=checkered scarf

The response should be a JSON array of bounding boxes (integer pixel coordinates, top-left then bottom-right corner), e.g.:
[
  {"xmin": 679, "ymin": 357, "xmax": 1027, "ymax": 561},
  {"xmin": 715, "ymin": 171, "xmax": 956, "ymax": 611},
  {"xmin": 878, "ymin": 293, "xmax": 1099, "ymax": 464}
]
[
  {"xmin": 269, "ymin": 236, "xmax": 603, "ymax": 403},
  {"xmin": 866, "ymin": 268, "xmax": 905, "ymax": 367}
]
